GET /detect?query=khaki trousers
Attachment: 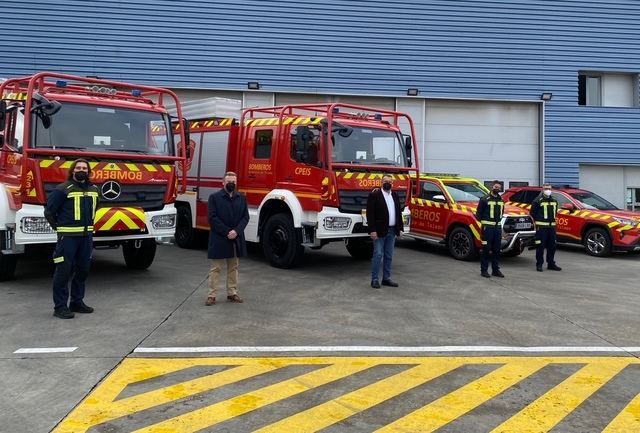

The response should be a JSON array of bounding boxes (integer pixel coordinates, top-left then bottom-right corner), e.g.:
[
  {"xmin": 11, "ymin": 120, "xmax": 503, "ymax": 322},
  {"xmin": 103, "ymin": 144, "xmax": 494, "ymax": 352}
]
[{"xmin": 208, "ymin": 257, "xmax": 239, "ymax": 298}]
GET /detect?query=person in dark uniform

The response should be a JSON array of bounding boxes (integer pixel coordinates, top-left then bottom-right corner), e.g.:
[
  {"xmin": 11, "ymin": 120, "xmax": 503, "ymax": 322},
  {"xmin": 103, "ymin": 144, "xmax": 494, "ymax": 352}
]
[
  {"xmin": 475, "ymin": 180, "xmax": 505, "ymax": 278},
  {"xmin": 530, "ymin": 183, "xmax": 562, "ymax": 272},
  {"xmin": 366, "ymin": 174, "xmax": 404, "ymax": 288},
  {"xmin": 45, "ymin": 159, "xmax": 99, "ymax": 319}
]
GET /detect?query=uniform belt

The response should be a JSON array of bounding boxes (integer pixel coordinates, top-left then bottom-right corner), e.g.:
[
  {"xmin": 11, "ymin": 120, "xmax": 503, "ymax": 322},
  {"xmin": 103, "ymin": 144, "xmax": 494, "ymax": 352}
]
[
  {"xmin": 535, "ymin": 221, "xmax": 556, "ymax": 227},
  {"xmin": 481, "ymin": 220, "xmax": 502, "ymax": 227}
]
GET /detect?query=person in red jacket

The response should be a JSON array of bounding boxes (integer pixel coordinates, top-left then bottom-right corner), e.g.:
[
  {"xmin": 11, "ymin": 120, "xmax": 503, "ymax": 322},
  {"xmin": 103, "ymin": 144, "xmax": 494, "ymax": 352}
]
[{"xmin": 366, "ymin": 174, "xmax": 404, "ymax": 289}]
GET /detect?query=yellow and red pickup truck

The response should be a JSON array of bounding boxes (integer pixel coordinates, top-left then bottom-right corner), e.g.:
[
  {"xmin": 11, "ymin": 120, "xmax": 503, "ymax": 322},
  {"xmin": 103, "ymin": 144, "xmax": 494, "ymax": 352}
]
[{"xmin": 407, "ymin": 174, "xmax": 536, "ymax": 260}]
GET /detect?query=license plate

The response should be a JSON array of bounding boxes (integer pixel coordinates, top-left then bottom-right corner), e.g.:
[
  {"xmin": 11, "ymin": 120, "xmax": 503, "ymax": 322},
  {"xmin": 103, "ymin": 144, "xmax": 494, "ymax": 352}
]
[{"xmin": 515, "ymin": 222, "xmax": 532, "ymax": 229}]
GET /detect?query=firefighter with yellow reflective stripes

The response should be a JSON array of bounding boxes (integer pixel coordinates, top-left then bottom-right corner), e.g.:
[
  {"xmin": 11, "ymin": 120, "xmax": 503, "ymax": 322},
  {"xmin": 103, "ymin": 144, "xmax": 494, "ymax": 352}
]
[
  {"xmin": 530, "ymin": 183, "xmax": 562, "ymax": 272},
  {"xmin": 475, "ymin": 180, "xmax": 505, "ymax": 278},
  {"xmin": 44, "ymin": 159, "xmax": 100, "ymax": 319}
]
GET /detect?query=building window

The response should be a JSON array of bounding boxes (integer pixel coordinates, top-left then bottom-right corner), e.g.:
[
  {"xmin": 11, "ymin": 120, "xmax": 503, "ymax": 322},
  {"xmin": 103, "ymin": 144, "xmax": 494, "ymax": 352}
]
[
  {"xmin": 579, "ymin": 72, "xmax": 637, "ymax": 107},
  {"xmin": 254, "ymin": 130, "xmax": 272, "ymax": 159}
]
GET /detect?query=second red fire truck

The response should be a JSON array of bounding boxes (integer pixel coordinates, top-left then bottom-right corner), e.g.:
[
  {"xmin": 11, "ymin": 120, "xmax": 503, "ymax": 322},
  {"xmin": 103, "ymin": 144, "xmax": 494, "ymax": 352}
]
[{"xmin": 174, "ymin": 103, "xmax": 419, "ymax": 267}]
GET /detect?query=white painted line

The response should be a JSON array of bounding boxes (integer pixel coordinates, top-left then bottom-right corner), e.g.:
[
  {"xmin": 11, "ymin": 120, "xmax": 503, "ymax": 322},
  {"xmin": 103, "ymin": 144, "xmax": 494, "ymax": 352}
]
[
  {"xmin": 133, "ymin": 346, "xmax": 640, "ymax": 354},
  {"xmin": 14, "ymin": 347, "xmax": 78, "ymax": 354}
]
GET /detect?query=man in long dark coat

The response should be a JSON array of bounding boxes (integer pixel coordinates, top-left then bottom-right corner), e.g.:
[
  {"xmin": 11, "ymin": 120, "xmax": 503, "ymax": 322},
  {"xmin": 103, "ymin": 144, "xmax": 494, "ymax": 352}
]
[{"xmin": 206, "ymin": 171, "xmax": 249, "ymax": 305}]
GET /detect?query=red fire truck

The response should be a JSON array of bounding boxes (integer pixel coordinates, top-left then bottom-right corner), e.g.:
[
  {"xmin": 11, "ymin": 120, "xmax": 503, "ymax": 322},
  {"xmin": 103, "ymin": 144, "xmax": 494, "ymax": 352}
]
[
  {"xmin": 174, "ymin": 103, "xmax": 419, "ymax": 267},
  {"xmin": 0, "ymin": 72, "xmax": 189, "ymax": 280}
]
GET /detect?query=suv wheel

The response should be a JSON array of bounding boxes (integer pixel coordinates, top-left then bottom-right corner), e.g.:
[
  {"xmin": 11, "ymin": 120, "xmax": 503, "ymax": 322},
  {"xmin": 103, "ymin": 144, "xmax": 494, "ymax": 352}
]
[{"xmin": 584, "ymin": 227, "xmax": 612, "ymax": 257}]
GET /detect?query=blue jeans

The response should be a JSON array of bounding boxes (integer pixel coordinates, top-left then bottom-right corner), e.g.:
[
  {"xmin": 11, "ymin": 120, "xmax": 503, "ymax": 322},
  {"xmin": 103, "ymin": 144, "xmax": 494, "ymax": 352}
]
[{"xmin": 371, "ymin": 231, "xmax": 396, "ymax": 282}]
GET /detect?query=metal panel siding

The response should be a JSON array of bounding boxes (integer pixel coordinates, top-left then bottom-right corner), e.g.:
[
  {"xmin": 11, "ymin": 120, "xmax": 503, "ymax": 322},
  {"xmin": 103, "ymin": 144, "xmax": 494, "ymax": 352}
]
[{"xmin": 2, "ymin": 0, "xmax": 640, "ymax": 185}]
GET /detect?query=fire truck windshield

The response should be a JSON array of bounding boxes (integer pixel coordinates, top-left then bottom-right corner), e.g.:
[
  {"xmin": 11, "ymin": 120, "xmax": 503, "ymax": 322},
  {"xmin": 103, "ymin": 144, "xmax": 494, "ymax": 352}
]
[
  {"xmin": 444, "ymin": 181, "xmax": 488, "ymax": 202},
  {"xmin": 331, "ymin": 126, "xmax": 407, "ymax": 166},
  {"xmin": 32, "ymin": 102, "xmax": 174, "ymax": 156}
]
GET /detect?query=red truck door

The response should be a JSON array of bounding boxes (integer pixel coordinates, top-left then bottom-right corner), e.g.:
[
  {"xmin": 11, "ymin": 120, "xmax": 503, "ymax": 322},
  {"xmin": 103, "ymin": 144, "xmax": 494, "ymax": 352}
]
[{"xmin": 240, "ymin": 127, "xmax": 276, "ymax": 205}]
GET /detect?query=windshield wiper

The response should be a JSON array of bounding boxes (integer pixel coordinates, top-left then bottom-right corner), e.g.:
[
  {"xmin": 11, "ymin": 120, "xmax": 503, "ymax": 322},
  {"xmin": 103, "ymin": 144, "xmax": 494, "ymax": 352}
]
[
  {"xmin": 36, "ymin": 145, "xmax": 87, "ymax": 150},
  {"xmin": 105, "ymin": 148, "xmax": 149, "ymax": 154}
]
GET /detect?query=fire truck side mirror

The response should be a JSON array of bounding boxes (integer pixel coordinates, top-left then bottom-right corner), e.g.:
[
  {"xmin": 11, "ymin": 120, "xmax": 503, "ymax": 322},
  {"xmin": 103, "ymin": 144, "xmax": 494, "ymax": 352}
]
[
  {"xmin": 404, "ymin": 134, "xmax": 413, "ymax": 167},
  {"xmin": 0, "ymin": 100, "xmax": 6, "ymax": 131},
  {"xmin": 182, "ymin": 118, "xmax": 191, "ymax": 159}
]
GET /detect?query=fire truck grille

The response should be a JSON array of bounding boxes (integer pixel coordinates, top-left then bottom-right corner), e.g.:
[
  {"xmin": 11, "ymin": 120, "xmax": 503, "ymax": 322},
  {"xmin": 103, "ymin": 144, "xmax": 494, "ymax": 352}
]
[
  {"xmin": 45, "ymin": 183, "xmax": 167, "ymax": 211},
  {"xmin": 503, "ymin": 215, "xmax": 535, "ymax": 233},
  {"xmin": 338, "ymin": 190, "xmax": 407, "ymax": 214}
]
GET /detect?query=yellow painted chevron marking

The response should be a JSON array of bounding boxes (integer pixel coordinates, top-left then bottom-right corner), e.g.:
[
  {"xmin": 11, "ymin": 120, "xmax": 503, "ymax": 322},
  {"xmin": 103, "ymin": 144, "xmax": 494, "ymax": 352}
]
[
  {"xmin": 558, "ymin": 209, "xmax": 570, "ymax": 215},
  {"xmin": 434, "ymin": 202, "xmax": 441, "ymax": 208},
  {"xmin": 126, "ymin": 207, "xmax": 147, "ymax": 222},
  {"xmin": 356, "ymin": 173, "xmax": 366, "ymax": 180},
  {"xmin": 609, "ymin": 221, "xmax": 621, "ymax": 228},
  {"xmin": 603, "ymin": 215, "xmax": 612, "ymax": 221},
  {"xmin": 397, "ymin": 174, "xmax": 405, "ymax": 180},
  {"xmin": 491, "ymin": 359, "xmax": 629, "ymax": 433},
  {"xmin": 131, "ymin": 361, "xmax": 374, "ymax": 433},
  {"xmin": 343, "ymin": 172, "xmax": 354, "ymax": 179},
  {"xmin": 254, "ymin": 360, "xmax": 463, "ymax": 433},
  {"xmin": 377, "ymin": 359, "xmax": 548, "ymax": 433},
  {"xmin": 60, "ymin": 161, "xmax": 73, "ymax": 169},
  {"xmin": 39, "ymin": 159, "xmax": 55, "ymax": 168},
  {"xmin": 443, "ymin": 203, "xmax": 449, "ymax": 209},
  {"xmin": 160, "ymin": 164, "xmax": 172, "ymax": 172},
  {"xmin": 283, "ymin": 117, "xmax": 295, "ymax": 125},
  {"xmin": 100, "ymin": 211, "xmax": 138, "ymax": 231},
  {"xmin": 618, "ymin": 225, "xmax": 634, "ymax": 232},
  {"xmin": 322, "ymin": 177, "xmax": 329, "ymax": 185},
  {"xmin": 461, "ymin": 205, "xmax": 468, "ymax": 212},
  {"xmin": 103, "ymin": 163, "xmax": 121, "ymax": 171},
  {"xmin": 125, "ymin": 163, "xmax": 140, "ymax": 171},
  {"xmin": 581, "ymin": 211, "xmax": 592, "ymax": 217},
  {"xmin": 411, "ymin": 197, "xmax": 417, "ymax": 204},
  {"xmin": 426, "ymin": 200, "xmax": 433, "ymax": 207},
  {"xmin": 142, "ymin": 164, "xmax": 157, "ymax": 172},
  {"xmin": 602, "ymin": 392, "xmax": 640, "ymax": 432}
]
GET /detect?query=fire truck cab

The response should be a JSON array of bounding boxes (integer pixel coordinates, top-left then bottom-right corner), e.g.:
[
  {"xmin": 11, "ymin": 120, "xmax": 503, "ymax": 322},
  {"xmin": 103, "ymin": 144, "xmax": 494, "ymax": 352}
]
[
  {"xmin": 0, "ymin": 72, "xmax": 188, "ymax": 280},
  {"xmin": 175, "ymin": 103, "xmax": 419, "ymax": 268}
]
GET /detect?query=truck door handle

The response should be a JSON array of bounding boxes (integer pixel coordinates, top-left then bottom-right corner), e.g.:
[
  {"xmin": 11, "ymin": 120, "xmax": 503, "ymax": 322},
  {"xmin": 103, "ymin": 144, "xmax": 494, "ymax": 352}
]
[
  {"xmin": 248, "ymin": 174, "xmax": 256, "ymax": 179},
  {"xmin": 284, "ymin": 176, "xmax": 293, "ymax": 181}
]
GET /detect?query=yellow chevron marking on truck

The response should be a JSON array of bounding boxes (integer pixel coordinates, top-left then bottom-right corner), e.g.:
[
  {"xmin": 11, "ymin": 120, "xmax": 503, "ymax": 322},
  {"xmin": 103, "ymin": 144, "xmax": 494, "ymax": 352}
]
[{"xmin": 53, "ymin": 356, "xmax": 640, "ymax": 433}]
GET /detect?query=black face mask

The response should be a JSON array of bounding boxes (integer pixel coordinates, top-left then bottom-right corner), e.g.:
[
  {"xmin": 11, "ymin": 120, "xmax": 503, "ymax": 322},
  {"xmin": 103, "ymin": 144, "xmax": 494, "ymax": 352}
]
[
  {"xmin": 74, "ymin": 171, "xmax": 88, "ymax": 182},
  {"xmin": 492, "ymin": 188, "xmax": 500, "ymax": 194},
  {"xmin": 382, "ymin": 182, "xmax": 392, "ymax": 191},
  {"xmin": 225, "ymin": 183, "xmax": 236, "ymax": 193}
]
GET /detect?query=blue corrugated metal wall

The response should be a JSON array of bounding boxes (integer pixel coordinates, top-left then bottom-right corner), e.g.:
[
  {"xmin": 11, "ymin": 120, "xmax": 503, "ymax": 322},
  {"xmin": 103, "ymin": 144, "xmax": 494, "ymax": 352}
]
[{"xmin": 2, "ymin": 0, "xmax": 640, "ymax": 185}]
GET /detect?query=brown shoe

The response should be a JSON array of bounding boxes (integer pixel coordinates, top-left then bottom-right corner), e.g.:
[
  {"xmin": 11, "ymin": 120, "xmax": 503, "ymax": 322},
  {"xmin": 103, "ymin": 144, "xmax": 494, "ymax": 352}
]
[
  {"xmin": 227, "ymin": 294, "xmax": 243, "ymax": 303},
  {"xmin": 205, "ymin": 297, "xmax": 216, "ymax": 306}
]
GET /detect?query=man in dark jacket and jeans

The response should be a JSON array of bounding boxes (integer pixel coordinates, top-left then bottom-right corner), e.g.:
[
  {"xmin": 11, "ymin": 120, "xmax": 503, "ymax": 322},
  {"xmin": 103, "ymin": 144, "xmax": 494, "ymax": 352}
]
[
  {"xmin": 206, "ymin": 172, "xmax": 249, "ymax": 305},
  {"xmin": 366, "ymin": 174, "xmax": 404, "ymax": 289},
  {"xmin": 45, "ymin": 158, "xmax": 99, "ymax": 319}
]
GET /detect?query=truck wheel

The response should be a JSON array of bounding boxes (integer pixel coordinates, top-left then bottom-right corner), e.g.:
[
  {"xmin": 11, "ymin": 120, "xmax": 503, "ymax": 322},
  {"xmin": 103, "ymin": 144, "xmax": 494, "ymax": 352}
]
[
  {"xmin": 175, "ymin": 205, "xmax": 200, "ymax": 249},
  {"xmin": 345, "ymin": 237, "xmax": 374, "ymax": 260},
  {"xmin": 262, "ymin": 214, "xmax": 303, "ymax": 268},
  {"xmin": 0, "ymin": 252, "xmax": 18, "ymax": 281},
  {"xmin": 123, "ymin": 239, "xmax": 157, "ymax": 270},
  {"xmin": 584, "ymin": 227, "xmax": 612, "ymax": 257},
  {"xmin": 448, "ymin": 227, "xmax": 478, "ymax": 261}
]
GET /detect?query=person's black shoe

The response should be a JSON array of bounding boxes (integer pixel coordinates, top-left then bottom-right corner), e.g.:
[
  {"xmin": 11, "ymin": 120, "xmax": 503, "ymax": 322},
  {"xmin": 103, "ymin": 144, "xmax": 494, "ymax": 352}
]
[
  {"xmin": 371, "ymin": 279, "xmax": 381, "ymax": 289},
  {"xmin": 536, "ymin": 265, "xmax": 543, "ymax": 272},
  {"xmin": 548, "ymin": 264, "xmax": 562, "ymax": 271},
  {"xmin": 481, "ymin": 271, "xmax": 491, "ymax": 278},
  {"xmin": 381, "ymin": 279, "xmax": 399, "ymax": 287},
  {"xmin": 69, "ymin": 301, "xmax": 94, "ymax": 314},
  {"xmin": 492, "ymin": 270, "xmax": 505, "ymax": 278},
  {"xmin": 54, "ymin": 306, "xmax": 75, "ymax": 319}
]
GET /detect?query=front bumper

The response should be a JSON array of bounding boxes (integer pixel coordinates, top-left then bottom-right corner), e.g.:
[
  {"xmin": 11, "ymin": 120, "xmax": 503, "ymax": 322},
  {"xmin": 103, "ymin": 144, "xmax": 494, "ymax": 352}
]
[
  {"xmin": 308, "ymin": 207, "xmax": 410, "ymax": 243},
  {"xmin": 611, "ymin": 228, "xmax": 640, "ymax": 252},
  {"xmin": 501, "ymin": 230, "xmax": 536, "ymax": 252},
  {"xmin": 13, "ymin": 204, "xmax": 177, "ymax": 245}
]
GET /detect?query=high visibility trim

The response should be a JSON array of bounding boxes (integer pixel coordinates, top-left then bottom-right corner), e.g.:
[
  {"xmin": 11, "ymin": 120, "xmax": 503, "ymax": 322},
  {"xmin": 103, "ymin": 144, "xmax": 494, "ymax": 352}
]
[
  {"xmin": 57, "ymin": 226, "xmax": 93, "ymax": 233},
  {"xmin": 53, "ymin": 256, "xmax": 64, "ymax": 264},
  {"xmin": 469, "ymin": 224, "xmax": 481, "ymax": 241},
  {"xmin": 535, "ymin": 221, "xmax": 556, "ymax": 227},
  {"xmin": 535, "ymin": 240, "xmax": 542, "ymax": 244},
  {"xmin": 481, "ymin": 220, "xmax": 501, "ymax": 226}
]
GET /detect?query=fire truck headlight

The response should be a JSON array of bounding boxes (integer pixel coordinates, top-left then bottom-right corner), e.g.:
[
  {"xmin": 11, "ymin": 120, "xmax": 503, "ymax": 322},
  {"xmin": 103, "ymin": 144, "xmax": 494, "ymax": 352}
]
[
  {"xmin": 21, "ymin": 217, "xmax": 55, "ymax": 234},
  {"xmin": 324, "ymin": 216, "xmax": 351, "ymax": 231},
  {"xmin": 151, "ymin": 214, "xmax": 176, "ymax": 230}
]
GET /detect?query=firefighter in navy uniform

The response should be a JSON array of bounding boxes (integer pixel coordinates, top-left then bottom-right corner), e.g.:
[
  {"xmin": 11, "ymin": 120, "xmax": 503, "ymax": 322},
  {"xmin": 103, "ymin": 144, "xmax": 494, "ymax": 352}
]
[
  {"xmin": 530, "ymin": 183, "xmax": 562, "ymax": 272},
  {"xmin": 45, "ymin": 159, "xmax": 100, "ymax": 319},
  {"xmin": 475, "ymin": 180, "xmax": 505, "ymax": 278}
]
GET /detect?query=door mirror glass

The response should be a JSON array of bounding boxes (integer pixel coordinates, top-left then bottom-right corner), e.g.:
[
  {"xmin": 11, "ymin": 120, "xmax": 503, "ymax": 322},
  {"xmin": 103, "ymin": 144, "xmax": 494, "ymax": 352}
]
[
  {"xmin": 561, "ymin": 202, "xmax": 575, "ymax": 211},
  {"xmin": 0, "ymin": 100, "xmax": 6, "ymax": 131}
]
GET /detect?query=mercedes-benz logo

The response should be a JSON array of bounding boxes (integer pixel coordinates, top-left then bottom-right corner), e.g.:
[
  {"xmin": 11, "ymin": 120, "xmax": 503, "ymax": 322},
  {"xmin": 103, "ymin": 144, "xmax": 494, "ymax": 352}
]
[{"xmin": 101, "ymin": 180, "xmax": 122, "ymax": 200}]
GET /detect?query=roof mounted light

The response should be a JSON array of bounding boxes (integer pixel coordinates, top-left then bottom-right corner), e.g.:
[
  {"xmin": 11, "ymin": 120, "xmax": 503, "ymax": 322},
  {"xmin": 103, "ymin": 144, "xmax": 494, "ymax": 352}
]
[
  {"xmin": 332, "ymin": 107, "xmax": 340, "ymax": 114},
  {"xmin": 374, "ymin": 113, "xmax": 383, "ymax": 120},
  {"xmin": 131, "ymin": 89, "xmax": 142, "ymax": 97},
  {"xmin": 55, "ymin": 80, "xmax": 67, "ymax": 88}
]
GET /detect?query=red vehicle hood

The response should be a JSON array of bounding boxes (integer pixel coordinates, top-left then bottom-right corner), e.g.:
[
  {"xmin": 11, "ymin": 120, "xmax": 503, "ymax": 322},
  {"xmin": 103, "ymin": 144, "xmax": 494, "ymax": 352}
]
[{"xmin": 594, "ymin": 209, "xmax": 640, "ymax": 221}]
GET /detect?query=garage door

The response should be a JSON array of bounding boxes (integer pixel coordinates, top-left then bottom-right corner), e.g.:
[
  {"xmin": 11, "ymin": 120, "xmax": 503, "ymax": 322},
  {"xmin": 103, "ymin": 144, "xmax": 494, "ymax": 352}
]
[
  {"xmin": 579, "ymin": 164, "xmax": 640, "ymax": 209},
  {"xmin": 424, "ymin": 100, "xmax": 540, "ymax": 188}
]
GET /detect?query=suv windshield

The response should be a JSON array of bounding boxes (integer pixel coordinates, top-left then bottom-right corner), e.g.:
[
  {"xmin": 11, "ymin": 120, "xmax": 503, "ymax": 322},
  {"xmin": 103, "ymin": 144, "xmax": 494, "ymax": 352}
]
[
  {"xmin": 332, "ymin": 124, "xmax": 407, "ymax": 166},
  {"xmin": 32, "ymin": 102, "xmax": 174, "ymax": 156},
  {"xmin": 444, "ymin": 181, "xmax": 488, "ymax": 201},
  {"xmin": 570, "ymin": 191, "xmax": 618, "ymax": 210}
]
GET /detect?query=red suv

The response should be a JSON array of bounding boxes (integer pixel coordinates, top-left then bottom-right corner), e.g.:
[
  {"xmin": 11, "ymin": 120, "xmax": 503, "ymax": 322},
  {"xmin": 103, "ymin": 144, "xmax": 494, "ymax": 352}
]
[{"xmin": 502, "ymin": 186, "xmax": 640, "ymax": 257}]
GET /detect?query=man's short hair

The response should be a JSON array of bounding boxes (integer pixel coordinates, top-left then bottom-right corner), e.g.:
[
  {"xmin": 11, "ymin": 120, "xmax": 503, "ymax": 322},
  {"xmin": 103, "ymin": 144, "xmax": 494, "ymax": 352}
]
[
  {"xmin": 542, "ymin": 182, "xmax": 552, "ymax": 188},
  {"xmin": 382, "ymin": 173, "xmax": 393, "ymax": 180},
  {"xmin": 224, "ymin": 171, "xmax": 237, "ymax": 178}
]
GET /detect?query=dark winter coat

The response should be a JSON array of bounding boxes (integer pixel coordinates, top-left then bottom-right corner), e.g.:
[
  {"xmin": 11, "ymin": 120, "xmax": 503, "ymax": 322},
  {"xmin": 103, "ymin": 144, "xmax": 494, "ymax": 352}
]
[
  {"xmin": 366, "ymin": 188, "xmax": 404, "ymax": 237},
  {"xmin": 207, "ymin": 189, "xmax": 250, "ymax": 259}
]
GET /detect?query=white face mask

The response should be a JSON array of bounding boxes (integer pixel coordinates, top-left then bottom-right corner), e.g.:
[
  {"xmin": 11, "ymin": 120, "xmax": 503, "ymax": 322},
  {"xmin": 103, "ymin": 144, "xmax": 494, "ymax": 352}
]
[{"xmin": 543, "ymin": 189, "xmax": 552, "ymax": 197}]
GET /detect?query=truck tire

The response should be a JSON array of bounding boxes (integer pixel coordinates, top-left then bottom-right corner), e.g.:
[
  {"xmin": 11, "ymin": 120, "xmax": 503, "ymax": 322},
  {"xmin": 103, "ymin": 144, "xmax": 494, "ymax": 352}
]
[
  {"xmin": 447, "ymin": 226, "xmax": 478, "ymax": 261},
  {"xmin": 123, "ymin": 239, "xmax": 157, "ymax": 270},
  {"xmin": 175, "ymin": 205, "xmax": 200, "ymax": 249},
  {"xmin": 0, "ymin": 252, "xmax": 18, "ymax": 281},
  {"xmin": 262, "ymin": 214, "xmax": 304, "ymax": 268},
  {"xmin": 584, "ymin": 227, "xmax": 612, "ymax": 257},
  {"xmin": 345, "ymin": 237, "xmax": 374, "ymax": 260}
]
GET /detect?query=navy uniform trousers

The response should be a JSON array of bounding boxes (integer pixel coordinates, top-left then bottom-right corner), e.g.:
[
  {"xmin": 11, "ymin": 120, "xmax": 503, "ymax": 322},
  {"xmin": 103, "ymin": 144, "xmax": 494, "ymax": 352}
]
[
  {"xmin": 535, "ymin": 227, "xmax": 557, "ymax": 267},
  {"xmin": 52, "ymin": 234, "xmax": 93, "ymax": 309},
  {"xmin": 481, "ymin": 226, "xmax": 501, "ymax": 273}
]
